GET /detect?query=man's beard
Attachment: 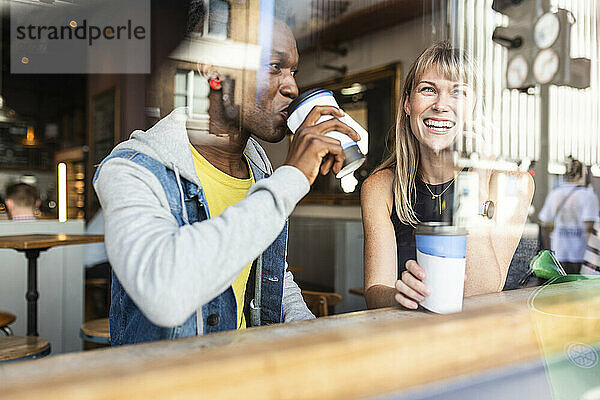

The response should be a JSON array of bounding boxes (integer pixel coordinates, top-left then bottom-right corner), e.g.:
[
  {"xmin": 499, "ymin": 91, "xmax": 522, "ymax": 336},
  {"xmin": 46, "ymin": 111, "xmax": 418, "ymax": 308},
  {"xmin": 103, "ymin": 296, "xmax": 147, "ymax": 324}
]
[
  {"xmin": 244, "ymin": 108, "xmax": 288, "ymax": 143},
  {"xmin": 251, "ymin": 121, "xmax": 287, "ymax": 143}
]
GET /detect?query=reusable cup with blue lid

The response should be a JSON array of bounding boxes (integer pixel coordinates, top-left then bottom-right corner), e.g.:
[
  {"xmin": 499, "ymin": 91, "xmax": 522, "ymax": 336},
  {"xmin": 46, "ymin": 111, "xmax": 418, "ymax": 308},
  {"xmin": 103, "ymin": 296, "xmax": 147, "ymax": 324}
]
[
  {"xmin": 286, "ymin": 88, "xmax": 367, "ymax": 178},
  {"xmin": 415, "ymin": 222, "xmax": 468, "ymax": 314}
]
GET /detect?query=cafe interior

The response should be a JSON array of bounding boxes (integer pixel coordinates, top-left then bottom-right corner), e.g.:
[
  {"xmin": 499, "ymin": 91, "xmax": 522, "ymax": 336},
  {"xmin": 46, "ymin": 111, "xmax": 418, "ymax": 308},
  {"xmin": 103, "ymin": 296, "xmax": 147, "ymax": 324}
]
[{"xmin": 1, "ymin": 0, "xmax": 600, "ymax": 398}]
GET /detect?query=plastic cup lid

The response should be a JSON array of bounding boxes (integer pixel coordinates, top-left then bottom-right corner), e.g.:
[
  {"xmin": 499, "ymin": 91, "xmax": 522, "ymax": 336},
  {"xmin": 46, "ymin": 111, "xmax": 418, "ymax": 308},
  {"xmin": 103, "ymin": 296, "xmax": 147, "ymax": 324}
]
[
  {"xmin": 415, "ymin": 222, "xmax": 467, "ymax": 236},
  {"xmin": 287, "ymin": 88, "xmax": 333, "ymax": 115}
]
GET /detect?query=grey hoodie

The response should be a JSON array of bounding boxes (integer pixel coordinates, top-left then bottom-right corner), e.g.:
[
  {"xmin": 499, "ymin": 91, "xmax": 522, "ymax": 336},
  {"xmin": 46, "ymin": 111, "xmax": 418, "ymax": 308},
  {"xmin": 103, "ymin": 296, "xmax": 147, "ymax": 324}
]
[{"xmin": 94, "ymin": 108, "xmax": 314, "ymax": 328}]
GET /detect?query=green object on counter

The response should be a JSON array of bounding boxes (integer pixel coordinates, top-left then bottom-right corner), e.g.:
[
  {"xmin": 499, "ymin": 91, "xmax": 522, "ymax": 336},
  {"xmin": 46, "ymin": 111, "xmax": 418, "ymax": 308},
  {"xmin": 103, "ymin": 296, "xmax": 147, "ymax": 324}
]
[
  {"xmin": 529, "ymin": 275, "xmax": 600, "ymax": 400},
  {"xmin": 530, "ymin": 250, "xmax": 567, "ymax": 280}
]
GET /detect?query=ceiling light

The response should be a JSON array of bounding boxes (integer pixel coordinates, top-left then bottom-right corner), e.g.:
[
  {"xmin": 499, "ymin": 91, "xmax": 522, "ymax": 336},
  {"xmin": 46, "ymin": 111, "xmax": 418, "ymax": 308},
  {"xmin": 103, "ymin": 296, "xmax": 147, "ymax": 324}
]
[
  {"xmin": 20, "ymin": 125, "xmax": 43, "ymax": 147},
  {"xmin": 341, "ymin": 83, "xmax": 364, "ymax": 96}
]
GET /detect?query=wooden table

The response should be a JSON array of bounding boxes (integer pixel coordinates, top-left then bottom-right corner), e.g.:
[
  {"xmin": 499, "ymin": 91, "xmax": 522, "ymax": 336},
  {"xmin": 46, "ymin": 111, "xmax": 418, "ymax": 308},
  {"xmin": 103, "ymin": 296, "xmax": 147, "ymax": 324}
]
[
  {"xmin": 2, "ymin": 282, "xmax": 598, "ymax": 399},
  {"xmin": 0, "ymin": 234, "xmax": 104, "ymax": 336}
]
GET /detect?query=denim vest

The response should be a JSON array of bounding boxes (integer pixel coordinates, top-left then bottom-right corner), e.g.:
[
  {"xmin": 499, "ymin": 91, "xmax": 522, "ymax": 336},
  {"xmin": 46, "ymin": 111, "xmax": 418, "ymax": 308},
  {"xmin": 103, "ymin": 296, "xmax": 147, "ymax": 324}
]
[{"xmin": 94, "ymin": 149, "xmax": 288, "ymax": 346}]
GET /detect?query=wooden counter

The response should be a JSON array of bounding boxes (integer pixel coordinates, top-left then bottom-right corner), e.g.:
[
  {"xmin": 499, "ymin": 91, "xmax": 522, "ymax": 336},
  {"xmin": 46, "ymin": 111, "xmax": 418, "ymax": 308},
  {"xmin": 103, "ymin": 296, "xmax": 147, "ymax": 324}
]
[{"xmin": 1, "ymin": 282, "xmax": 598, "ymax": 399}]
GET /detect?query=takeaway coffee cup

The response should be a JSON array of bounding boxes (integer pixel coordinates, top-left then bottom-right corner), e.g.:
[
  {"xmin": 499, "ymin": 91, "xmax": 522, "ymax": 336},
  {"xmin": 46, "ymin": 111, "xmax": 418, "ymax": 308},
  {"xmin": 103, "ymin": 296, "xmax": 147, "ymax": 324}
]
[
  {"xmin": 286, "ymin": 88, "xmax": 366, "ymax": 178},
  {"xmin": 415, "ymin": 222, "xmax": 468, "ymax": 314}
]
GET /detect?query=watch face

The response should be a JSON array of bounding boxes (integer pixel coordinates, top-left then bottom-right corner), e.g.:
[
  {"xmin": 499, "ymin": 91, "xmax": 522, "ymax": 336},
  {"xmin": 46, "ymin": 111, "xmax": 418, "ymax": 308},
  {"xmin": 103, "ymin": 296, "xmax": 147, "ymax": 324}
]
[
  {"xmin": 534, "ymin": 13, "xmax": 560, "ymax": 49},
  {"xmin": 533, "ymin": 49, "xmax": 560, "ymax": 84},
  {"xmin": 484, "ymin": 200, "xmax": 495, "ymax": 219},
  {"xmin": 507, "ymin": 55, "xmax": 529, "ymax": 89}
]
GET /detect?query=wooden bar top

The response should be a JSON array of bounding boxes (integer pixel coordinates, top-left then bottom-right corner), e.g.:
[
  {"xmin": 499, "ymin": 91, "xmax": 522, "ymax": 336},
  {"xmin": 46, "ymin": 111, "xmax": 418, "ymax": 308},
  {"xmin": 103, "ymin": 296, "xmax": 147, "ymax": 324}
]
[
  {"xmin": 1, "ymin": 281, "xmax": 598, "ymax": 400},
  {"xmin": 0, "ymin": 234, "xmax": 104, "ymax": 250}
]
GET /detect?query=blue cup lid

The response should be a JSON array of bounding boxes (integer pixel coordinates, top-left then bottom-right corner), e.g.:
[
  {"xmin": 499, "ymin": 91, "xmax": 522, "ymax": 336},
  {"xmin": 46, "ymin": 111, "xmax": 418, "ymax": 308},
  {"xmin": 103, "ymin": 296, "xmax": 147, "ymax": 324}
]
[{"xmin": 415, "ymin": 222, "xmax": 467, "ymax": 236}]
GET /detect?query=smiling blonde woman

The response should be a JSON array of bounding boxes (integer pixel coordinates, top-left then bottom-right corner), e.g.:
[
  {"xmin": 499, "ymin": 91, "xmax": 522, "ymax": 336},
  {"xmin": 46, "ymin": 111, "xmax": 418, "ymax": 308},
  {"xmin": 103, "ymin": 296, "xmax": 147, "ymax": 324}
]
[{"xmin": 361, "ymin": 41, "xmax": 534, "ymax": 309}]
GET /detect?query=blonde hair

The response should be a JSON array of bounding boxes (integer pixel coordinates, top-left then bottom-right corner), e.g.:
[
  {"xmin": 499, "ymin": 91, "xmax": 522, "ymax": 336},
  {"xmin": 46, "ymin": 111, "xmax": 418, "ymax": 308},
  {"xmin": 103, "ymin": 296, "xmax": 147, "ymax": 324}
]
[{"xmin": 374, "ymin": 41, "xmax": 477, "ymax": 226}]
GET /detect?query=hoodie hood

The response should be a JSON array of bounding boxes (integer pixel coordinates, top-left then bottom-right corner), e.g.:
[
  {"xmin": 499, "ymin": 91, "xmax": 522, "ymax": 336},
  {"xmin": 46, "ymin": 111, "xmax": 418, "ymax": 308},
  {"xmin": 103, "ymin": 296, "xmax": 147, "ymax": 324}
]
[{"xmin": 110, "ymin": 107, "xmax": 273, "ymax": 187}]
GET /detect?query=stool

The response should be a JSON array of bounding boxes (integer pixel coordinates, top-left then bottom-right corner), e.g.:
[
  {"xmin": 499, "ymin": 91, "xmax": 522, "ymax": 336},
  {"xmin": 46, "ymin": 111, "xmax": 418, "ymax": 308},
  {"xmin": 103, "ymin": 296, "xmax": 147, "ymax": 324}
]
[
  {"xmin": 80, "ymin": 318, "xmax": 110, "ymax": 344},
  {"xmin": 0, "ymin": 311, "xmax": 16, "ymax": 336},
  {"xmin": 85, "ymin": 278, "xmax": 110, "ymax": 321},
  {"xmin": 301, "ymin": 290, "xmax": 343, "ymax": 317},
  {"xmin": 0, "ymin": 336, "xmax": 51, "ymax": 363}
]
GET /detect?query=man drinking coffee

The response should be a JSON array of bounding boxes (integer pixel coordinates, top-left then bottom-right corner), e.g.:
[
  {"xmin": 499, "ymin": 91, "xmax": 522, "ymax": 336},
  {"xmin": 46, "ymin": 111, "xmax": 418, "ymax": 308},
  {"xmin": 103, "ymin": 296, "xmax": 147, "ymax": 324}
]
[{"xmin": 94, "ymin": 1, "xmax": 359, "ymax": 345}]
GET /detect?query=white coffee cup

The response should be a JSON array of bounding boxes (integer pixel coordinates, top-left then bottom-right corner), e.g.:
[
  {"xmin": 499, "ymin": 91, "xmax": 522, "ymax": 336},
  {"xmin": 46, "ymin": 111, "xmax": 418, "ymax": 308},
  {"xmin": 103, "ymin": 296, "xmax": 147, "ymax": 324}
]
[
  {"xmin": 286, "ymin": 88, "xmax": 366, "ymax": 178},
  {"xmin": 415, "ymin": 223, "xmax": 468, "ymax": 314}
]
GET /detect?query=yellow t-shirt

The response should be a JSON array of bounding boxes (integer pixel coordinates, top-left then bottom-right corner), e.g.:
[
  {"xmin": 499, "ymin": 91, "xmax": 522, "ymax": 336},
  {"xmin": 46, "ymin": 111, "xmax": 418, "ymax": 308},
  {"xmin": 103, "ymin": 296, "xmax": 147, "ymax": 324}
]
[{"xmin": 190, "ymin": 145, "xmax": 255, "ymax": 329}]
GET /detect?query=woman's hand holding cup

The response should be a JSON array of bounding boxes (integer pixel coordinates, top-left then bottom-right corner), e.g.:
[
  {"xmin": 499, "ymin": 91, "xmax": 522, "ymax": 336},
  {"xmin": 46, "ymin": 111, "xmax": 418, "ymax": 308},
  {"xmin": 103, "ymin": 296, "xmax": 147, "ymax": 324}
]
[{"xmin": 394, "ymin": 260, "xmax": 431, "ymax": 309}]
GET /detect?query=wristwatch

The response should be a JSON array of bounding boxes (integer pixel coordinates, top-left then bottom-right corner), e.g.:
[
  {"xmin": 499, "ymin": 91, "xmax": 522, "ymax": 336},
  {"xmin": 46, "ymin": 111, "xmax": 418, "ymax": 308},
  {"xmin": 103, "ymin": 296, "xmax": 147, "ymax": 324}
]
[{"xmin": 479, "ymin": 200, "xmax": 495, "ymax": 219}]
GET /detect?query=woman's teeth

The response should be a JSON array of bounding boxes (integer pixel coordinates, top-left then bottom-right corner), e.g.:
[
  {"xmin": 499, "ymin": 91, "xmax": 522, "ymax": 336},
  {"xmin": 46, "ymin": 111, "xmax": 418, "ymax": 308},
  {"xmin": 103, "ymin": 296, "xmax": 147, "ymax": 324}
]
[{"xmin": 424, "ymin": 119, "xmax": 455, "ymax": 129}]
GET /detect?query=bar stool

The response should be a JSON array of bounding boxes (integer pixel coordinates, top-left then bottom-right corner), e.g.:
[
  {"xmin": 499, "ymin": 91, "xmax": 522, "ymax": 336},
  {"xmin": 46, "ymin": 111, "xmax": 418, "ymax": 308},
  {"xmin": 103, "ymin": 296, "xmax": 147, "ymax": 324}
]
[
  {"xmin": 0, "ymin": 310, "xmax": 16, "ymax": 336},
  {"xmin": 301, "ymin": 290, "xmax": 343, "ymax": 317},
  {"xmin": 80, "ymin": 318, "xmax": 110, "ymax": 345},
  {"xmin": 0, "ymin": 336, "xmax": 51, "ymax": 363}
]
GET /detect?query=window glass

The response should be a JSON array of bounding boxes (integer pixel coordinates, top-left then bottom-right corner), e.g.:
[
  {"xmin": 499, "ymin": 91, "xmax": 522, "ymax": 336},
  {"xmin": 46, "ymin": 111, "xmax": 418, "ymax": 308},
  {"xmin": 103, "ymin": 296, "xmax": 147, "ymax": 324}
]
[
  {"xmin": 174, "ymin": 70, "xmax": 188, "ymax": 108},
  {"xmin": 192, "ymin": 72, "xmax": 210, "ymax": 115},
  {"xmin": 208, "ymin": 0, "xmax": 229, "ymax": 37}
]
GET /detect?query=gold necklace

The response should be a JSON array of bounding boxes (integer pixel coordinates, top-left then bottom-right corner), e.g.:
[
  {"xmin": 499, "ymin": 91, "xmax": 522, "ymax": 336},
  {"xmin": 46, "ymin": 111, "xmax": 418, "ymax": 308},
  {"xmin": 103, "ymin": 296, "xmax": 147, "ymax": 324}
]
[{"xmin": 423, "ymin": 171, "xmax": 461, "ymax": 215}]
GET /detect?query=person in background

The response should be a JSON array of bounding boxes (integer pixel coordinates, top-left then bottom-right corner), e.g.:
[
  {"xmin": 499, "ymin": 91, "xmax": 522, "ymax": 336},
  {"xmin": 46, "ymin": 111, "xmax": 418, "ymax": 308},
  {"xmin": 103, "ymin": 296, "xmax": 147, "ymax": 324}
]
[
  {"xmin": 361, "ymin": 42, "xmax": 534, "ymax": 309},
  {"xmin": 94, "ymin": 5, "xmax": 360, "ymax": 345},
  {"xmin": 5, "ymin": 183, "xmax": 39, "ymax": 221},
  {"xmin": 539, "ymin": 157, "xmax": 599, "ymax": 274}
]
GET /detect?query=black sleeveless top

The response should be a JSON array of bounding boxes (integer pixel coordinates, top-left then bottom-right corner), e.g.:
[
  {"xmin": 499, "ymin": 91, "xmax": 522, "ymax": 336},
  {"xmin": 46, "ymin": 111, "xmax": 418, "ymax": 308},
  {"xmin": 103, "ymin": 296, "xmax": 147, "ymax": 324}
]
[{"xmin": 391, "ymin": 177, "xmax": 454, "ymax": 278}]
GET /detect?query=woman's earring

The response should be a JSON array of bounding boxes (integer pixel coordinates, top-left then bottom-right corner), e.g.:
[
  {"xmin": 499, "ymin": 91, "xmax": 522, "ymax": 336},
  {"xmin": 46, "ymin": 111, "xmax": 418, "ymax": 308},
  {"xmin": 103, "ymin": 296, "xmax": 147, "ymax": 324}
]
[{"xmin": 209, "ymin": 76, "xmax": 222, "ymax": 91}]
